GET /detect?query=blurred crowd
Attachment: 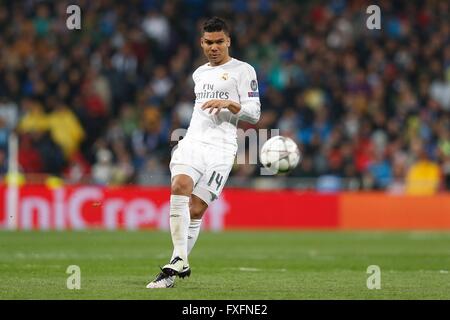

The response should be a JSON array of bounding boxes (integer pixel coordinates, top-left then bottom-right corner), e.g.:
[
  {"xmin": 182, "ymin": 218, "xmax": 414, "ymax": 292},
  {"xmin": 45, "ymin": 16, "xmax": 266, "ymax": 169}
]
[{"xmin": 0, "ymin": 0, "xmax": 450, "ymax": 193}]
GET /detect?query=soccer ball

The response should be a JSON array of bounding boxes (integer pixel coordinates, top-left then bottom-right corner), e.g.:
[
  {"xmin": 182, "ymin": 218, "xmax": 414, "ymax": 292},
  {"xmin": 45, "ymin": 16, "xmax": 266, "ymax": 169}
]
[{"xmin": 260, "ymin": 136, "xmax": 301, "ymax": 174}]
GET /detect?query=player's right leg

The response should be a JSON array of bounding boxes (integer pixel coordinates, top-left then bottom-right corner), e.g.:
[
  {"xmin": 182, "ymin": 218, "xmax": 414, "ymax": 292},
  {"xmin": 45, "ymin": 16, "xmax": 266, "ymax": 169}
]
[
  {"xmin": 147, "ymin": 186, "xmax": 207, "ymax": 288},
  {"xmin": 147, "ymin": 139, "xmax": 204, "ymax": 288},
  {"xmin": 146, "ymin": 174, "xmax": 193, "ymax": 288},
  {"xmin": 162, "ymin": 174, "xmax": 193, "ymax": 277}
]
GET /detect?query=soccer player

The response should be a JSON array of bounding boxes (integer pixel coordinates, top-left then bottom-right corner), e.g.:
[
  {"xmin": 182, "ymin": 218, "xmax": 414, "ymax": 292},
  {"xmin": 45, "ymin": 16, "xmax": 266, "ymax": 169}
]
[{"xmin": 146, "ymin": 17, "xmax": 261, "ymax": 288}]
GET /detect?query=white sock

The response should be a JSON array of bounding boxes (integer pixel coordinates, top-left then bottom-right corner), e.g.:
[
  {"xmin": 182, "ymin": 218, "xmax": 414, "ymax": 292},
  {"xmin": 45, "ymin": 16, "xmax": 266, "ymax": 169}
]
[
  {"xmin": 171, "ymin": 218, "xmax": 202, "ymax": 261},
  {"xmin": 169, "ymin": 195, "xmax": 190, "ymax": 263},
  {"xmin": 187, "ymin": 219, "xmax": 202, "ymax": 255}
]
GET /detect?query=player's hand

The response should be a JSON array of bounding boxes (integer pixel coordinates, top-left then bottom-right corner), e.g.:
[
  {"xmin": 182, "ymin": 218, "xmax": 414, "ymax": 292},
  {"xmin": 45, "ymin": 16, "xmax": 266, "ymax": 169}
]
[{"xmin": 201, "ymin": 99, "xmax": 230, "ymax": 114}]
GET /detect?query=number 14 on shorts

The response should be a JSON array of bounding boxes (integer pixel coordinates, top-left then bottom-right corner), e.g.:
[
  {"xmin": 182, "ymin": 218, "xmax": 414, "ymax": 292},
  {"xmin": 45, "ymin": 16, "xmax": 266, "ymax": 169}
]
[{"xmin": 207, "ymin": 171, "xmax": 223, "ymax": 190}]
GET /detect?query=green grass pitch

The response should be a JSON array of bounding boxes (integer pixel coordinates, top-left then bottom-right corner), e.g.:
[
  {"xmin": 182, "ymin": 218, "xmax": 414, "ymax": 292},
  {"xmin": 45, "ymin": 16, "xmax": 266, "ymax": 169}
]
[{"xmin": 0, "ymin": 230, "xmax": 449, "ymax": 299}]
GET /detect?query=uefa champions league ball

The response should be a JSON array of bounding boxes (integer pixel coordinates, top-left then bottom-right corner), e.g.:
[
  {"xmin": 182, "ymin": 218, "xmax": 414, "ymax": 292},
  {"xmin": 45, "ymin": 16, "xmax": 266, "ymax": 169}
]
[{"xmin": 260, "ymin": 136, "xmax": 301, "ymax": 174}]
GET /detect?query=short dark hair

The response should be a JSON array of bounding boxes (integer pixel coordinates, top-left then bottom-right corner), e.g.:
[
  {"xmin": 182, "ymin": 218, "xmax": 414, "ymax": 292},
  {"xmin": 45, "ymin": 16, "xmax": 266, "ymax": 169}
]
[{"xmin": 202, "ymin": 17, "xmax": 230, "ymax": 36}]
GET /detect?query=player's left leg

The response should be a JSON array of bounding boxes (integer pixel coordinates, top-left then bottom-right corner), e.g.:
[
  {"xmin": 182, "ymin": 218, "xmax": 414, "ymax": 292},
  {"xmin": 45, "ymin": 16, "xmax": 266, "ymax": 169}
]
[
  {"xmin": 183, "ymin": 145, "xmax": 235, "ymax": 258},
  {"xmin": 187, "ymin": 194, "xmax": 208, "ymax": 255}
]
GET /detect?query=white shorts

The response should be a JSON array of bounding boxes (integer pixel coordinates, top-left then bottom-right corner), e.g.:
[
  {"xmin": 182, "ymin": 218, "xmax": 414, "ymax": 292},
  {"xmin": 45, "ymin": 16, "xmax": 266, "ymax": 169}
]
[{"xmin": 170, "ymin": 138, "xmax": 236, "ymax": 205}]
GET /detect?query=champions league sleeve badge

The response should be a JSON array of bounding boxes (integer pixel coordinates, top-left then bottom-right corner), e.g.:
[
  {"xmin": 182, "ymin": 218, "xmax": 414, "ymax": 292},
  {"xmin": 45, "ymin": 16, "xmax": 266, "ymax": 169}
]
[{"xmin": 248, "ymin": 79, "xmax": 259, "ymax": 97}]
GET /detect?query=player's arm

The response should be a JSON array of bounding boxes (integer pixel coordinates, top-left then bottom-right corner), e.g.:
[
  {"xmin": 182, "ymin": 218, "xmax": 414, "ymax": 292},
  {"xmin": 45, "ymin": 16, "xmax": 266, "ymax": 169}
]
[
  {"xmin": 201, "ymin": 99, "xmax": 241, "ymax": 114},
  {"xmin": 201, "ymin": 99, "xmax": 257, "ymax": 123},
  {"xmin": 234, "ymin": 64, "xmax": 261, "ymax": 124}
]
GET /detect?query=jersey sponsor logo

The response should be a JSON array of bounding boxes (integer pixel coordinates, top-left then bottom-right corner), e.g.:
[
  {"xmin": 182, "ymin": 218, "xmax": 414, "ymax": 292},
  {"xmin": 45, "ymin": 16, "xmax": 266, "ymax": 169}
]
[
  {"xmin": 248, "ymin": 91, "xmax": 259, "ymax": 97},
  {"xmin": 196, "ymin": 83, "xmax": 230, "ymax": 100},
  {"xmin": 196, "ymin": 90, "xmax": 230, "ymax": 100},
  {"xmin": 250, "ymin": 79, "xmax": 258, "ymax": 91}
]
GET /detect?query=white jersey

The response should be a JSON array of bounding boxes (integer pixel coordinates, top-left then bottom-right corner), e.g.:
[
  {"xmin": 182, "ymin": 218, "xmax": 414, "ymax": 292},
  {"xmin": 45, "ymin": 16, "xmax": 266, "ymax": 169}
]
[{"xmin": 184, "ymin": 58, "xmax": 261, "ymax": 153}]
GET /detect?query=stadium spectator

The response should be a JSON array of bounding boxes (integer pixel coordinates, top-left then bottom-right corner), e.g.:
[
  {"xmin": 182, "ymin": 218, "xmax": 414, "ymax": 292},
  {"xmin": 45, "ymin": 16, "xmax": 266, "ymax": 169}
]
[
  {"xmin": 17, "ymin": 98, "xmax": 48, "ymax": 134},
  {"xmin": 91, "ymin": 145, "xmax": 114, "ymax": 186},
  {"xmin": 405, "ymin": 139, "xmax": 442, "ymax": 195},
  {"xmin": 0, "ymin": 117, "xmax": 10, "ymax": 174},
  {"xmin": 47, "ymin": 100, "xmax": 85, "ymax": 160},
  {"xmin": 18, "ymin": 133, "xmax": 43, "ymax": 173},
  {"xmin": 367, "ymin": 150, "xmax": 393, "ymax": 190},
  {"xmin": 0, "ymin": 97, "xmax": 19, "ymax": 130}
]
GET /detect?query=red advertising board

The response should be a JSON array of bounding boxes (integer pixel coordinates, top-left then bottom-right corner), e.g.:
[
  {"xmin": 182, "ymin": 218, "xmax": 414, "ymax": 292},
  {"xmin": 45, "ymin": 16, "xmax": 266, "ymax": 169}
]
[
  {"xmin": 1, "ymin": 185, "xmax": 449, "ymax": 230},
  {"xmin": 0, "ymin": 185, "xmax": 338, "ymax": 230},
  {"xmin": 222, "ymin": 189, "xmax": 338, "ymax": 229}
]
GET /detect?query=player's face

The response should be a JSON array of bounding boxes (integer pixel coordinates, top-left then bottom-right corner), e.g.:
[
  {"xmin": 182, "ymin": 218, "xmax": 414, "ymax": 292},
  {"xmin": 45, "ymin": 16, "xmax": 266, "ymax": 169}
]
[{"xmin": 201, "ymin": 31, "xmax": 230, "ymax": 66}]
